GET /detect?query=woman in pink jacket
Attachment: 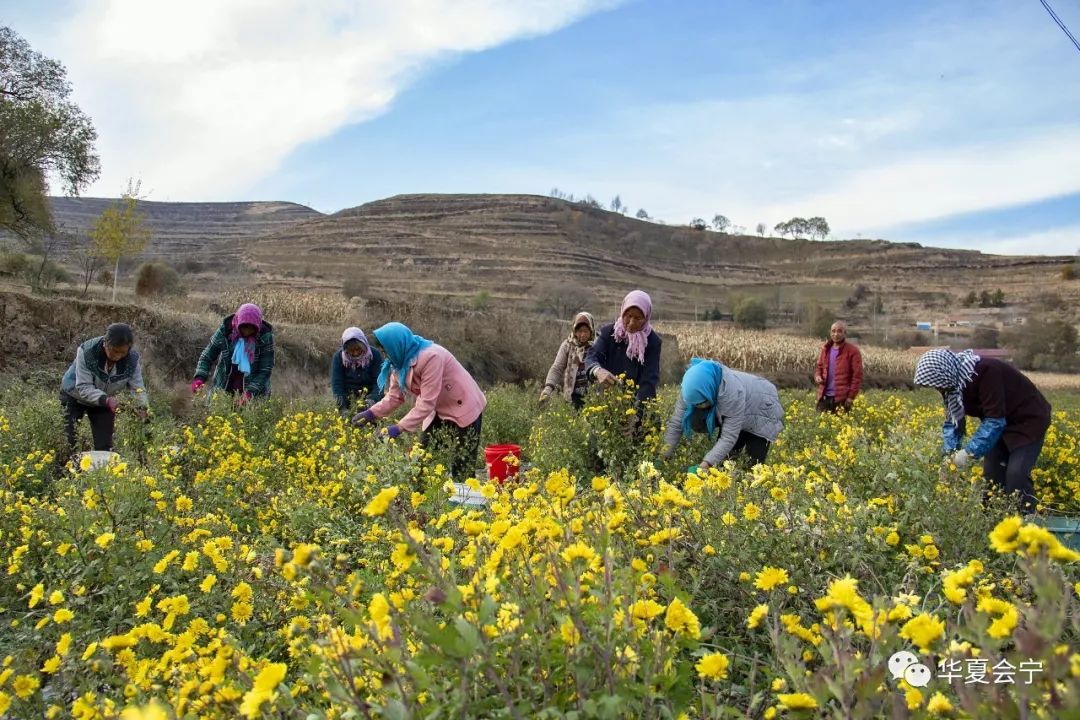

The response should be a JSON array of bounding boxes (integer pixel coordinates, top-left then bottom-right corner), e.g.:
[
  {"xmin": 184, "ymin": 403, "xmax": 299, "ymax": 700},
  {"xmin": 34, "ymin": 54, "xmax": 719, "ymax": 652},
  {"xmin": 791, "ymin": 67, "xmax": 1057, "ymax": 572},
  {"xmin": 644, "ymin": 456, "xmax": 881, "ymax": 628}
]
[{"xmin": 352, "ymin": 322, "xmax": 487, "ymax": 481}]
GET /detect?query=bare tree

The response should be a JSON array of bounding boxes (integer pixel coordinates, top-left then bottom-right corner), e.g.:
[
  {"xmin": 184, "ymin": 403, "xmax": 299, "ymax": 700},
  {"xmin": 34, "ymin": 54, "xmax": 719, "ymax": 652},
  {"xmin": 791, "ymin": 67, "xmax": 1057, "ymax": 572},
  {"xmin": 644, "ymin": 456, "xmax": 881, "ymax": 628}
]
[
  {"xmin": 71, "ymin": 228, "xmax": 104, "ymax": 297},
  {"xmin": 533, "ymin": 280, "xmax": 597, "ymax": 318},
  {"xmin": 711, "ymin": 214, "xmax": 730, "ymax": 233},
  {"xmin": 610, "ymin": 195, "xmax": 624, "ymax": 214},
  {"xmin": 756, "ymin": 222, "xmax": 766, "ymax": 237},
  {"xmin": 635, "ymin": 208, "xmax": 650, "ymax": 220}
]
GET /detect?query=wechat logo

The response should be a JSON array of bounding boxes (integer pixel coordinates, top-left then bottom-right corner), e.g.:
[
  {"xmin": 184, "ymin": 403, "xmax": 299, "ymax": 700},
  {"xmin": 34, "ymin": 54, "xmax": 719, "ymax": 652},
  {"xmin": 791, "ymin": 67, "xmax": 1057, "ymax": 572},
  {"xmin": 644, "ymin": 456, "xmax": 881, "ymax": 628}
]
[{"xmin": 888, "ymin": 650, "xmax": 932, "ymax": 688}]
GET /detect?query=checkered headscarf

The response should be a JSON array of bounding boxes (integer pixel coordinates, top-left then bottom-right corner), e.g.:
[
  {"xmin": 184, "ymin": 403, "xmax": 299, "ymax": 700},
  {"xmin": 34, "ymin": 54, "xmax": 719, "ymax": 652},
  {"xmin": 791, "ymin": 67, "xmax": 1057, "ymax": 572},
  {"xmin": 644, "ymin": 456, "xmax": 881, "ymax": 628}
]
[{"xmin": 914, "ymin": 348, "xmax": 981, "ymax": 425}]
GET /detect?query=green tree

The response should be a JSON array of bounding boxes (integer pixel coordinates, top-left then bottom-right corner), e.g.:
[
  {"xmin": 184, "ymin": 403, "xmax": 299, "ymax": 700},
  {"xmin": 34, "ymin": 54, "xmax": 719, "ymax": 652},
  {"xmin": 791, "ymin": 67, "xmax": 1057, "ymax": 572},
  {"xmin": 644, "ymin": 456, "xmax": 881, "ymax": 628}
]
[
  {"xmin": 689, "ymin": 218, "xmax": 708, "ymax": 231},
  {"xmin": 89, "ymin": 180, "xmax": 151, "ymax": 301},
  {"xmin": 0, "ymin": 26, "xmax": 100, "ymax": 238},
  {"xmin": 734, "ymin": 297, "xmax": 768, "ymax": 330}
]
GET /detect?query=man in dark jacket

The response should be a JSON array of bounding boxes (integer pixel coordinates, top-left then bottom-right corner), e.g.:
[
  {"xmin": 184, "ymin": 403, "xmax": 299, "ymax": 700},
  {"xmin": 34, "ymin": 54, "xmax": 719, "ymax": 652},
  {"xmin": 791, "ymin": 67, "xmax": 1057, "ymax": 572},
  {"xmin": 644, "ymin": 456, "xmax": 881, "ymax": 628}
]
[
  {"xmin": 60, "ymin": 323, "xmax": 147, "ymax": 452},
  {"xmin": 815, "ymin": 321, "xmax": 863, "ymax": 413}
]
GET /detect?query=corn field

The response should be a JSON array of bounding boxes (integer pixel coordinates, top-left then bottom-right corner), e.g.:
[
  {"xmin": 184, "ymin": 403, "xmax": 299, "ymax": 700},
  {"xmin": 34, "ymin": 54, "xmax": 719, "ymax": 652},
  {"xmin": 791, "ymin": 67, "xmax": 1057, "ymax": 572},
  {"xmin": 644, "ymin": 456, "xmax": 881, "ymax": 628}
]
[
  {"xmin": 220, "ymin": 289, "xmax": 355, "ymax": 327},
  {"xmin": 662, "ymin": 322, "xmax": 918, "ymax": 377}
]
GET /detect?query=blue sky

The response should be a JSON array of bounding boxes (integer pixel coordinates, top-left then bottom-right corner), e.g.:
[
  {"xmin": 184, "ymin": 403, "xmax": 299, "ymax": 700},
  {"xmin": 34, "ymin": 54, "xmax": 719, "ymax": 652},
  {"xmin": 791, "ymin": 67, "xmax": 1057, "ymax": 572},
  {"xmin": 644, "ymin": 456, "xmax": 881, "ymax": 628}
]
[{"xmin": 6, "ymin": 0, "xmax": 1080, "ymax": 255}]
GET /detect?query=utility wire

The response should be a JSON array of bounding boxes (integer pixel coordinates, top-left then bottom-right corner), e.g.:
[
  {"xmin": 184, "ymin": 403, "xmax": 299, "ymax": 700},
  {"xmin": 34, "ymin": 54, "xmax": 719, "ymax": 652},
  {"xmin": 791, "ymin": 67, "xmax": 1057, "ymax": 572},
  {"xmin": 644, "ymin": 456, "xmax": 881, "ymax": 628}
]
[{"xmin": 1039, "ymin": 0, "xmax": 1080, "ymax": 54}]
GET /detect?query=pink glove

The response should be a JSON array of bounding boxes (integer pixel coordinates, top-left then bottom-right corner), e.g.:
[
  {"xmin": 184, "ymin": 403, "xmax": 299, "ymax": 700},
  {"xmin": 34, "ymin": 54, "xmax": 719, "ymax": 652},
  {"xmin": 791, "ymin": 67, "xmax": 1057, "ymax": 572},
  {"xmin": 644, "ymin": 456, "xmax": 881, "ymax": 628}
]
[
  {"xmin": 191, "ymin": 378, "xmax": 205, "ymax": 394},
  {"xmin": 236, "ymin": 391, "xmax": 253, "ymax": 407},
  {"xmin": 104, "ymin": 397, "xmax": 118, "ymax": 413}
]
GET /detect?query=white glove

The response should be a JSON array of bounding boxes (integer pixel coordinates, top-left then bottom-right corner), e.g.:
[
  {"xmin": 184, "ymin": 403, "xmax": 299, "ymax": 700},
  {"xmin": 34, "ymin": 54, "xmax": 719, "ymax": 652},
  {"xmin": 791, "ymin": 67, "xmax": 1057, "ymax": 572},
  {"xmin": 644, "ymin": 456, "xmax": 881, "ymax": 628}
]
[{"xmin": 952, "ymin": 449, "xmax": 970, "ymax": 469}]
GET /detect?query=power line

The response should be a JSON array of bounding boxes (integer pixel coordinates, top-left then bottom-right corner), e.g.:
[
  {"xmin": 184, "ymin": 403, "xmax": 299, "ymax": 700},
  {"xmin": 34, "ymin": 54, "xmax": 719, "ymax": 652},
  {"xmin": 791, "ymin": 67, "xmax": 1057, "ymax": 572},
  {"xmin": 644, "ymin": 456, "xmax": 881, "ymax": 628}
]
[{"xmin": 1039, "ymin": 0, "xmax": 1080, "ymax": 54}]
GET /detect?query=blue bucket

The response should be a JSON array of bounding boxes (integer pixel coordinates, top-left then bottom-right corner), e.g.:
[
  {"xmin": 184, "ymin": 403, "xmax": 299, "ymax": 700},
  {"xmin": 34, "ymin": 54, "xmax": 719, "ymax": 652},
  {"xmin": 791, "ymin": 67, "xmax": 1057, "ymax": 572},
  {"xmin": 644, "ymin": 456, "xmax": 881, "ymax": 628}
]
[{"xmin": 1036, "ymin": 516, "xmax": 1080, "ymax": 552}]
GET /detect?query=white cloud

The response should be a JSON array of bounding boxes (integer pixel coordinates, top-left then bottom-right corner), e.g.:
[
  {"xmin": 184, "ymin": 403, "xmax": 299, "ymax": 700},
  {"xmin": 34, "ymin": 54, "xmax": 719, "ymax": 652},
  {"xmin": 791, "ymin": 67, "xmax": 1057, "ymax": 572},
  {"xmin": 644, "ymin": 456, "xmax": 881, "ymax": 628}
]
[
  {"xmin": 922, "ymin": 225, "xmax": 1080, "ymax": 257},
  {"xmin": 759, "ymin": 126, "xmax": 1080, "ymax": 234},
  {"xmin": 54, "ymin": 0, "xmax": 621, "ymax": 199}
]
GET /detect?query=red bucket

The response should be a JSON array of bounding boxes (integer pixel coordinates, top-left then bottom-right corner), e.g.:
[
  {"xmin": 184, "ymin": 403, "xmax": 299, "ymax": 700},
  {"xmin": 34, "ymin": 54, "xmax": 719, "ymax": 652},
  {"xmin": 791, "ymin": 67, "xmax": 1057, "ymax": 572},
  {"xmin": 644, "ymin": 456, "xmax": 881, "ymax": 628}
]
[{"xmin": 485, "ymin": 444, "xmax": 521, "ymax": 483}]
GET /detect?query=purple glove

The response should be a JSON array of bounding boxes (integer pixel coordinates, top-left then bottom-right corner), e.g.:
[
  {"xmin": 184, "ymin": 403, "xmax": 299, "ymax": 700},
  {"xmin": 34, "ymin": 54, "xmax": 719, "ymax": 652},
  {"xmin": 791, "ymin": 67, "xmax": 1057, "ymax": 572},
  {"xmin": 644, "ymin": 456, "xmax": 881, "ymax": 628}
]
[
  {"xmin": 352, "ymin": 409, "xmax": 376, "ymax": 427},
  {"xmin": 380, "ymin": 425, "xmax": 401, "ymax": 441},
  {"xmin": 104, "ymin": 397, "xmax": 118, "ymax": 413}
]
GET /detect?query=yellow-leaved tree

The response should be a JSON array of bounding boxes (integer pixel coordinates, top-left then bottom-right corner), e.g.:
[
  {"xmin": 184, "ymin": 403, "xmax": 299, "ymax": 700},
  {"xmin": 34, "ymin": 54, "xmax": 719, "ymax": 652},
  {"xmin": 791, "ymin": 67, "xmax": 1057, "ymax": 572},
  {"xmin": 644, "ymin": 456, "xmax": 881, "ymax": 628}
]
[{"xmin": 89, "ymin": 179, "xmax": 151, "ymax": 302}]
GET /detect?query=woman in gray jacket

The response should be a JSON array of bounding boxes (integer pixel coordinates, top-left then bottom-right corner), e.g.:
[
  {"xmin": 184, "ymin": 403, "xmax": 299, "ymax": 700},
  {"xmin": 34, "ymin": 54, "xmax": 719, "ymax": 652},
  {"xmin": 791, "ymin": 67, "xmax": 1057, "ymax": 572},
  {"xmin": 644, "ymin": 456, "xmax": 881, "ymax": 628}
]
[
  {"xmin": 60, "ymin": 323, "xmax": 148, "ymax": 453},
  {"xmin": 662, "ymin": 357, "xmax": 784, "ymax": 468}
]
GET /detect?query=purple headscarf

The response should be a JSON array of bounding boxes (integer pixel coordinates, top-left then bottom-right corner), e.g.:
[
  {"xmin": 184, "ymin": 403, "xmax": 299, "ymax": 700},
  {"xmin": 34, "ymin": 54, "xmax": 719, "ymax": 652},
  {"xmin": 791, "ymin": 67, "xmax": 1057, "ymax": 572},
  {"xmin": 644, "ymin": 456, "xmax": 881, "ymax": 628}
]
[
  {"xmin": 612, "ymin": 290, "xmax": 653, "ymax": 364},
  {"xmin": 229, "ymin": 303, "xmax": 263, "ymax": 364},
  {"xmin": 340, "ymin": 326, "xmax": 373, "ymax": 370}
]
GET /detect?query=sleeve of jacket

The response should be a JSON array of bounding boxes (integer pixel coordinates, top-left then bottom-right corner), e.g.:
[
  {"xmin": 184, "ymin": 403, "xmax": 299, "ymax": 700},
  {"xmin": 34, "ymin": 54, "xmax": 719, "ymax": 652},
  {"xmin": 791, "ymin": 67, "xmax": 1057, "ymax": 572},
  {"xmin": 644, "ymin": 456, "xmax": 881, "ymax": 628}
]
[
  {"xmin": 704, "ymin": 378, "xmax": 746, "ymax": 466},
  {"xmin": 584, "ymin": 326, "xmax": 612, "ymax": 378},
  {"xmin": 965, "ymin": 417, "xmax": 1006, "ymax": 458},
  {"xmin": 636, "ymin": 334, "xmax": 662, "ymax": 403},
  {"xmin": 71, "ymin": 346, "xmax": 107, "ymax": 406},
  {"xmin": 128, "ymin": 356, "xmax": 149, "ymax": 408},
  {"xmin": 942, "ymin": 420, "xmax": 964, "ymax": 453},
  {"xmin": 194, "ymin": 328, "xmax": 227, "ymax": 381},
  {"xmin": 544, "ymin": 341, "xmax": 570, "ymax": 390},
  {"xmin": 662, "ymin": 394, "xmax": 686, "ymax": 458},
  {"xmin": 815, "ymin": 345, "xmax": 827, "ymax": 385},
  {"xmin": 396, "ymin": 353, "xmax": 445, "ymax": 433},
  {"xmin": 330, "ymin": 351, "xmax": 347, "ymax": 411},
  {"xmin": 368, "ymin": 369, "xmax": 404, "ymax": 419},
  {"xmin": 848, "ymin": 346, "xmax": 864, "ymax": 400},
  {"xmin": 364, "ymin": 348, "xmax": 384, "ymax": 404},
  {"xmin": 246, "ymin": 334, "xmax": 275, "ymax": 396}
]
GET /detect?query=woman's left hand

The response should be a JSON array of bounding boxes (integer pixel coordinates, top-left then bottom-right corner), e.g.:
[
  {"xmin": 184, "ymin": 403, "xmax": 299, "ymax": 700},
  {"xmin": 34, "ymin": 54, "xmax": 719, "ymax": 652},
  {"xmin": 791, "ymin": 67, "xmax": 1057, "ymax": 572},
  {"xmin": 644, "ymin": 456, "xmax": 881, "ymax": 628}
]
[{"xmin": 699, "ymin": 461, "xmax": 712, "ymax": 471}]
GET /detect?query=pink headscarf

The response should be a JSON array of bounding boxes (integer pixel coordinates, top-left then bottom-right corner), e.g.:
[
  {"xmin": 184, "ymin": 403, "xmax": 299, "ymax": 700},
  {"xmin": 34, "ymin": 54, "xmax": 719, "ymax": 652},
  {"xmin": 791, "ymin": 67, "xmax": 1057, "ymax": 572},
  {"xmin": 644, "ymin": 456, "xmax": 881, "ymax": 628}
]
[
  {"xmin": 340, "ymin": 326, "xmax": 373, "ymax": 370},
  {"xmin": 612, "ymin": 290, "xmax": 653, "ymax": 364},
  {"xmin": 229, "ymin": 303, "xmax": 263, "ymax": 363}
]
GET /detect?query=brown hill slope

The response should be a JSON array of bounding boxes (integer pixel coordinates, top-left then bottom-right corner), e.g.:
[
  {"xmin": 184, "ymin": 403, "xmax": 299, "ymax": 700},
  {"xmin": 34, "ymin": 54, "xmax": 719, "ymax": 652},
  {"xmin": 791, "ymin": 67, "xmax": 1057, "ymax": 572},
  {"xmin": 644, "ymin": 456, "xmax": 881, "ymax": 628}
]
[
  {"xmin": 47, "ymin": 197, "xmax": 323, "ymax": 265},
  {"xmin": 236, "ymin": 193, "xmax": 1076, "ymax": 320},
  {"xmin": 42, "ymin": 193, "xmax": 1076, "ymax": 323}
]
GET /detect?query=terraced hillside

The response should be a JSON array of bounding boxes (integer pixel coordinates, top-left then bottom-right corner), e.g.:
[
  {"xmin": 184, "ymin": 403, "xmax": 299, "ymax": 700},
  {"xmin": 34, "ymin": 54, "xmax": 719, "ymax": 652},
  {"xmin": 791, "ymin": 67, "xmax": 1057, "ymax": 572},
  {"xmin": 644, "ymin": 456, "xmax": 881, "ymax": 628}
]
[
  {"xmin": 237, "ymin": 193, "xmax": 1077, "ymax": 320},
  {"xmin": 48, "ymin": 197, "xmax": 323, "ymax": 265},
  {"xmin": 40, "ymin": 193, "xmax": 1077, "ymax": 322}
]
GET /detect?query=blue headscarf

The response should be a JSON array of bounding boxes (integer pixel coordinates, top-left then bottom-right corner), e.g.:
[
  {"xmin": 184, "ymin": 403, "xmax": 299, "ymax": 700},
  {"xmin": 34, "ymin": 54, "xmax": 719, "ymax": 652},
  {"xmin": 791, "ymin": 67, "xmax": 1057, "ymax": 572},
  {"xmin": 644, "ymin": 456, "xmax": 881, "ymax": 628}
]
[
  {"xmin": 680, "ymin": 358, "xmax": 724, "ymax": 438},
  {"xmin": 372, "ymin": 322, "xmax": 434, "ymax": 395}
]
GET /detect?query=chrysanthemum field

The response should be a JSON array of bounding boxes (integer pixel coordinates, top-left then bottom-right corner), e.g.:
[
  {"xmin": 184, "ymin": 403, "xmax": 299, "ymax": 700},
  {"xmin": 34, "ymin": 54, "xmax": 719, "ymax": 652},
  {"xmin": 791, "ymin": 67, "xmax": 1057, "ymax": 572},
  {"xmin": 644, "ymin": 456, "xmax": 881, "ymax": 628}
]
[{"xmin": 1, "ymin": 383, "xmax": 1079, "ymax": 719}]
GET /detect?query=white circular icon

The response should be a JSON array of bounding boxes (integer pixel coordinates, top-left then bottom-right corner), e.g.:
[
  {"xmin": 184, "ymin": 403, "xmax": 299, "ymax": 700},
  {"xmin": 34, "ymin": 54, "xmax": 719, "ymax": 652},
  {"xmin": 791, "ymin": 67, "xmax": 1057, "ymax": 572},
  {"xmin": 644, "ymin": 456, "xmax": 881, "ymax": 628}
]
[
  {"xmin": 888, "ymin": 650, "xmax": 919, "ymax": 680},
  {"xmin": 903, "ymin": 663, "xmax": 932, "ymax": 688}
]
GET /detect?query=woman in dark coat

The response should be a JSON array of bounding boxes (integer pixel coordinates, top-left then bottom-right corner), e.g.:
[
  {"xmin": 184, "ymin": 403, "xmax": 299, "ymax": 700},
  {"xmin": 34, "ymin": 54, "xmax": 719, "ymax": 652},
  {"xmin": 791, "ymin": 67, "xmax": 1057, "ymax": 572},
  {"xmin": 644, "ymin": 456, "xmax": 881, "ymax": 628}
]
[
  {"xmin": 584, "ymin": 290, "xmax": 662, "ymax": 405},
  {"xmin": 331, "ymin": 326, "xmax": 383, "ymax": 416},
  {"xmin": 914, "ymin": 348, "xmax": 1051, "ymax": 513}
]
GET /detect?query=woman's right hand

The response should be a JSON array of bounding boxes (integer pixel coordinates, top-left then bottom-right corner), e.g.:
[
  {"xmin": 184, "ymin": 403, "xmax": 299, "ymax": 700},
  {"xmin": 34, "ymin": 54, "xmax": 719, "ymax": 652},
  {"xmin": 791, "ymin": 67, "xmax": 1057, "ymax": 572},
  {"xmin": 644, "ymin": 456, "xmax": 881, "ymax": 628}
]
[
  {"xmin": 191, "ymin": 378, "xmax": 205, "ymax": 394},
  {"xmin": 594, "ymin": 368, "xmax": 617, "ymax": 387},
  {"xmin": 538, "ymin": 387, "xmax": 552, "ymax": 404}
]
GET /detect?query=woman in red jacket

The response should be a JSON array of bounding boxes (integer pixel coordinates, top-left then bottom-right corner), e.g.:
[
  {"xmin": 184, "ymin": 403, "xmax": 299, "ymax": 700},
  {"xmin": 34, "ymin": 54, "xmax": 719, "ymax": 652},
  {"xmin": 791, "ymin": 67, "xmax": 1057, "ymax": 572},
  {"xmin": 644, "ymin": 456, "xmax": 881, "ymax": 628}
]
[{"xmin": 814, "ymin": 321, "xmax": 863, "ymax": 413}]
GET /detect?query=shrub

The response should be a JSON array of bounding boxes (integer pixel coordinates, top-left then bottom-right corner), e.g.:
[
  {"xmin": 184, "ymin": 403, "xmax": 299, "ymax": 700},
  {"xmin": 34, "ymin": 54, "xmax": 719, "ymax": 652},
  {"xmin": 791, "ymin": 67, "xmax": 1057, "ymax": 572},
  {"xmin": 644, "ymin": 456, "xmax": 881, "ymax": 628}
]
[
  {"xmin": 734, "ymin": 297, "xmax": 768, "ymax": 330},
  {"xmin": 135, "ymin": 262, "xmax": 185, "ymax": 297},
  {"xmin": 341, "ymin": 278, "xmax": 367, "ymax": 300}
]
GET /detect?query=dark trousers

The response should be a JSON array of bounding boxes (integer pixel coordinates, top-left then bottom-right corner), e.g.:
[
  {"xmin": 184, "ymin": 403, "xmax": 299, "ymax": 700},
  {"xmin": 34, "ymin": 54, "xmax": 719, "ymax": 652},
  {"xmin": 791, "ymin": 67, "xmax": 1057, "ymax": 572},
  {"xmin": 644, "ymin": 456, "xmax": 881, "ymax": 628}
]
[
  {"xmin": 731, "ymin": 431, "xmax": 771, "ymax": 465},
  {"xmin": 816, "ymin": 396, "xmax": 849, "ymax": 414},
  {"xmin": 983, "ymin": 438, "xmax": 1043, "ymax": 514},
  {"xmin": 421, "ymin": 414, "xmax": 483, "ymax": 482},
  {"xmin": 61, "ymin": 395, "xmax": 115, "ymax": 452}
]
